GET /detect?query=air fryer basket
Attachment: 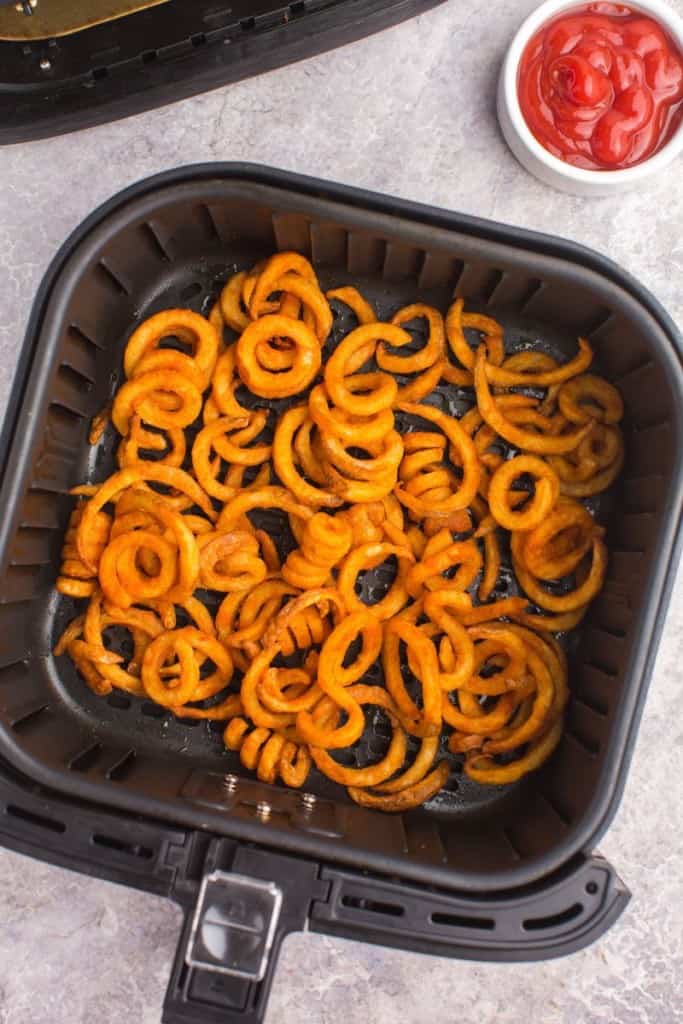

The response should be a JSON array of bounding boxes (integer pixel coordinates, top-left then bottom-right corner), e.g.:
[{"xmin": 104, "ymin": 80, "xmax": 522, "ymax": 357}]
[{"xmin": 0, "ymin": 165, "xmax": 681, "ymax": 913}]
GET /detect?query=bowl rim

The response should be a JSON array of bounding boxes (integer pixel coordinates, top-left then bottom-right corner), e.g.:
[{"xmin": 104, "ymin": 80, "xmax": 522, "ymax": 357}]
[{"xmin": 502, "ymin": 0, "xmax": 683, "ymax": 183}]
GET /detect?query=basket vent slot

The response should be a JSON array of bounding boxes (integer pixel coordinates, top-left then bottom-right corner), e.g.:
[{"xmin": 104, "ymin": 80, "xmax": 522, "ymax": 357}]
[
  {"xmin": 179, "ymin": 282, "xmax": 203, "ymax": 302},
  {"xmin": 70, "ymin": 743, "xmax": 102, "ymax": 773},
  {"xmin": 565, "ymin": 727, "xmax": 600, "ymax": 757},
  {"xmin": 196, "ymin": 203, "xmax": 220, "ymax": 242},
  {"xmin": 107, "ymin": 749, "xmax": 137, "ymax": 782},
  {"xmin": 68, "ymin": 323, "xmax": 105, "ymax": 352},
  {"xmin": 481, "ymin": 268, "xmax": 505, "ymax": 305},
  {"xmin": 539, "ymin": 790, "xmax": 572, "ymax": 826},
  {"xmin": 431, "ymin": 910, "xmax": 495, "ymax": 931},
  {"xmin": 523, "ymin": 902, "xmax": 583, "ymax": 931},
  {"xmin": 341, "ymin": 895, "xmax": 404, "ymax": 918},
  {"xmin": 593, "ymin": 620, "xmax": 627, "ymax": 640},
  {"xmin": 96, "ymin": 260, "xmax": 130, "ymax": 296},
  {"xmin": 106, "ymin": 693, "xmax": 131, "ymax": 710},
  {"xmin": 142, "ymin": 221, "xmax": 170, "ymax": 261},
  {"xmin": 573, "ymin": 692, "xmax": 608, "ymax": 717},
  {"xmin": 582, "ymin": 307, "xmax": 612, "ymax": 337},
  {"xmin": 518, "ymin": 278, "xmax": 543, "ymax": 312},
  {"xmin": 57, "ymin": 362, "xmax": 94, "ymax": 393},
  {"xmin": 92, "ymin": 832, "xmax": 153, "ymax": 860},
  {"xmin": 6, "ymin": 804, "xmax": 66, "ymax": 834},
  {"xmin": 585, "ymin": 652, "xmax": 618, "ymax": 678},
  {"xmin": 614, "ymin": 357, "xmax": 654, "ymax": 383},
  {"xmin": 46, "ymin": 401, "xmax": 87, "ymax": 435},
  {"xmin": 11, "ymin": 704, "xmax": 49, "ymax": 732},
  {"xmin": 140, "ymin": 701, "xmax": 167, "ymax": 719},
  {"xmin": 502, "ymin": 827, "xmax": 523, "ymax": 861}
]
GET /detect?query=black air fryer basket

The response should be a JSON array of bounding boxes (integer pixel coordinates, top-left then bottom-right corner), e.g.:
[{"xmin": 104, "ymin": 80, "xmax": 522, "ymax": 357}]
[{"xmin": 0, "ymin": 165, "xmax": 681, "ymax": 1024}]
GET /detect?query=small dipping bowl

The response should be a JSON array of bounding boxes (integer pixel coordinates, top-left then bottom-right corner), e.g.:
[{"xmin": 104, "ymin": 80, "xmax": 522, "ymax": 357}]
[{"xmin": 497, "ymin": 0, "xmax": 683, "ymax": 195}]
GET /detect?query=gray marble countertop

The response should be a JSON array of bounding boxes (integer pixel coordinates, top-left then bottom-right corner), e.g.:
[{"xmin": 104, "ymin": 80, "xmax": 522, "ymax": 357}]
[{"xmin": 1, "ymin": 2, "xmax": 682, "ymax": 1021}]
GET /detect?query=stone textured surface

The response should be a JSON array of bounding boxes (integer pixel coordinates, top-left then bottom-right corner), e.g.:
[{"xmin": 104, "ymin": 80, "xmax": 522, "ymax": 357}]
[{"xmin": 0, "ymin": 1, "xmax": 682, "ymax": 1021}]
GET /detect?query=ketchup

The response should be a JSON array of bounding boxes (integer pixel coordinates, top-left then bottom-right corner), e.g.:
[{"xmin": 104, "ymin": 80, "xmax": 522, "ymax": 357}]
[{"xmin": 518, "ymin": 3, "xmax": 683, "ymax": 169}]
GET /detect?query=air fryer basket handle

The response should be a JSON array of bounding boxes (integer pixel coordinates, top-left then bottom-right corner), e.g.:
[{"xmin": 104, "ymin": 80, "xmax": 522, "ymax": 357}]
[
  {"xmin": 310, "ymin": 853, "xmax": 631, "ymax": 963},
  {"xmin": 164, "ymin": 847, "xmax": 629, "ymax": 1023},
  {"xmin": 163, "ymin": 911, "xmax": 289, "ymax": 1024},
  {"xmin": 163, "ymin": 843, "xmax": 329, "ymax": 1024}
]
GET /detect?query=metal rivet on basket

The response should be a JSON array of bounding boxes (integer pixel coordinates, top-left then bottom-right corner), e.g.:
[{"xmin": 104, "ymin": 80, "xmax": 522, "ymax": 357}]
[
  {"xmin": 300, "ymin": 792, "xmax": 317, "ymax": 809},
  {"xmin": 39, "ymin": 58, "xmax": 52, "ymax": 71},
  {"xmin": 223, "ymin": 773, "xmax": 239, "ymax": 793},
  {"xmin": 256, "ymin": 801, "xmax": 271, "ymax": 820},
  {"xmin": 16, "ymin": 0, "xmax": 38, "ymax": 13}
]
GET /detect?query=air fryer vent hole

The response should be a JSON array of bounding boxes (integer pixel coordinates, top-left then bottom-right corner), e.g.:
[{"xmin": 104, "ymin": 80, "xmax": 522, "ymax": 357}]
[
  {"xmin": 574, "ymin": 693, "xmax": 608, "ymax": 718},
  {"xmin": 197, "ymin": 203, "xmax": 220, "ymax": 241},
  {"xmin": 595, "ymin": 622, "xmax": 627, "ymax": 640},
  {"xmin": 140, "ymin": 701, "xmax": 167, "ymax": 720},
  {"xmin": 565, "ymin": 727, "xmax": 600, "ymax": 757},
  {"xmin": 11, "ymin": 704, "xmax": 49, "ymax": 732},
  {"xmin": 92, "ymin": 832, "xmax": 153, "ymax": 860},
  {"xmin": 516, "ymin": 278, "xmax": 544, "ymax": 311},
  {"xmin": 141, "ymin": 221, "xmax": 170, "ymax": 261},
  {"xmin": 179, "ymin": 282, "xmax": 203, "ymax": 302},
  {"xmin": 68, "ymin": 323, "xmax": 104, "ymax": 352},
  {"xmin": 539, "ymin": 791, "xmax": 572, "ymax": 827},
  {"xmin": 614, "ymin": 357, "xmax": 654, "ymax": 384},
  {"xmin": 449, "ymin": 259, "xmax": 465, "ymax": 293},
  {"xmin": 585, "ymin": 654, "xmax": 618, "ymax": 679},
  {"xmin": 502, "ymin": 827, "xmax": 523, "ymax": 861},
  {"xmin": 96, "ymin": 260, "xmax": 129, "ymax": 297},
  {"xmin": 106, "ymin": 694, "xmax": 131, "ymax": 710},
  {"xmin": 6, "ymin": 804, "xmax": 65, "ymax": 834},
  {"xmin": 582, "ymin": 308, "xmax": 612, "ymax": 337},
  {"xmin": 57, "ymin": 362, "xmax": 94, "ymax": 392},
  {"xmin": 341, "ymin": 895, "xmax": 405, "ymax": 918},
  {"xmin": 107, "ymin": 750, "xmax": 136, "ymax": 782},
  {"xmin": 481, "ymin": 268, "xmax": 504, "ymax": 305},
  {"xmin": 431, "ymin": 910, "xmax": 495, "ymax": 931},
  {"xmin": 70, "ymin": 743, "xmax": 102, "ymax": 773},
  {"xmin": 523, "ymin": 902, "xmax": 583, "ymax": 931}
]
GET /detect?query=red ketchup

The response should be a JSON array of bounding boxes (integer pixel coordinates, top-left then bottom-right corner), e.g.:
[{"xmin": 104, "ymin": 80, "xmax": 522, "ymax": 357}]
[{"xmin": 518, "ymin": 3, "xmax": 683, "ymax": 169}]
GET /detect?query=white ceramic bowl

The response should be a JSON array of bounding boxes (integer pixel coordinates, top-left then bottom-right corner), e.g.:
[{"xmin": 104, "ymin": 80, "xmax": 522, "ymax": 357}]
[{"xmin": 497, "ymin": 0, "xmax": 683, "ymax": 195}]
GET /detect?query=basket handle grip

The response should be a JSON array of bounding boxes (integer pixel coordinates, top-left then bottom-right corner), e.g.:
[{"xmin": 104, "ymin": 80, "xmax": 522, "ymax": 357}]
[
  {"xmin": 309, "ymin": 853, "xmax": 630, "ymax": 962},
  {"xmin": 163, "ymin": 909, "xmax": 290, "ymax": 1024},
  {"xmin": 163, "ymin": 847, "xmax": 629, "ymax": 1022}
]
